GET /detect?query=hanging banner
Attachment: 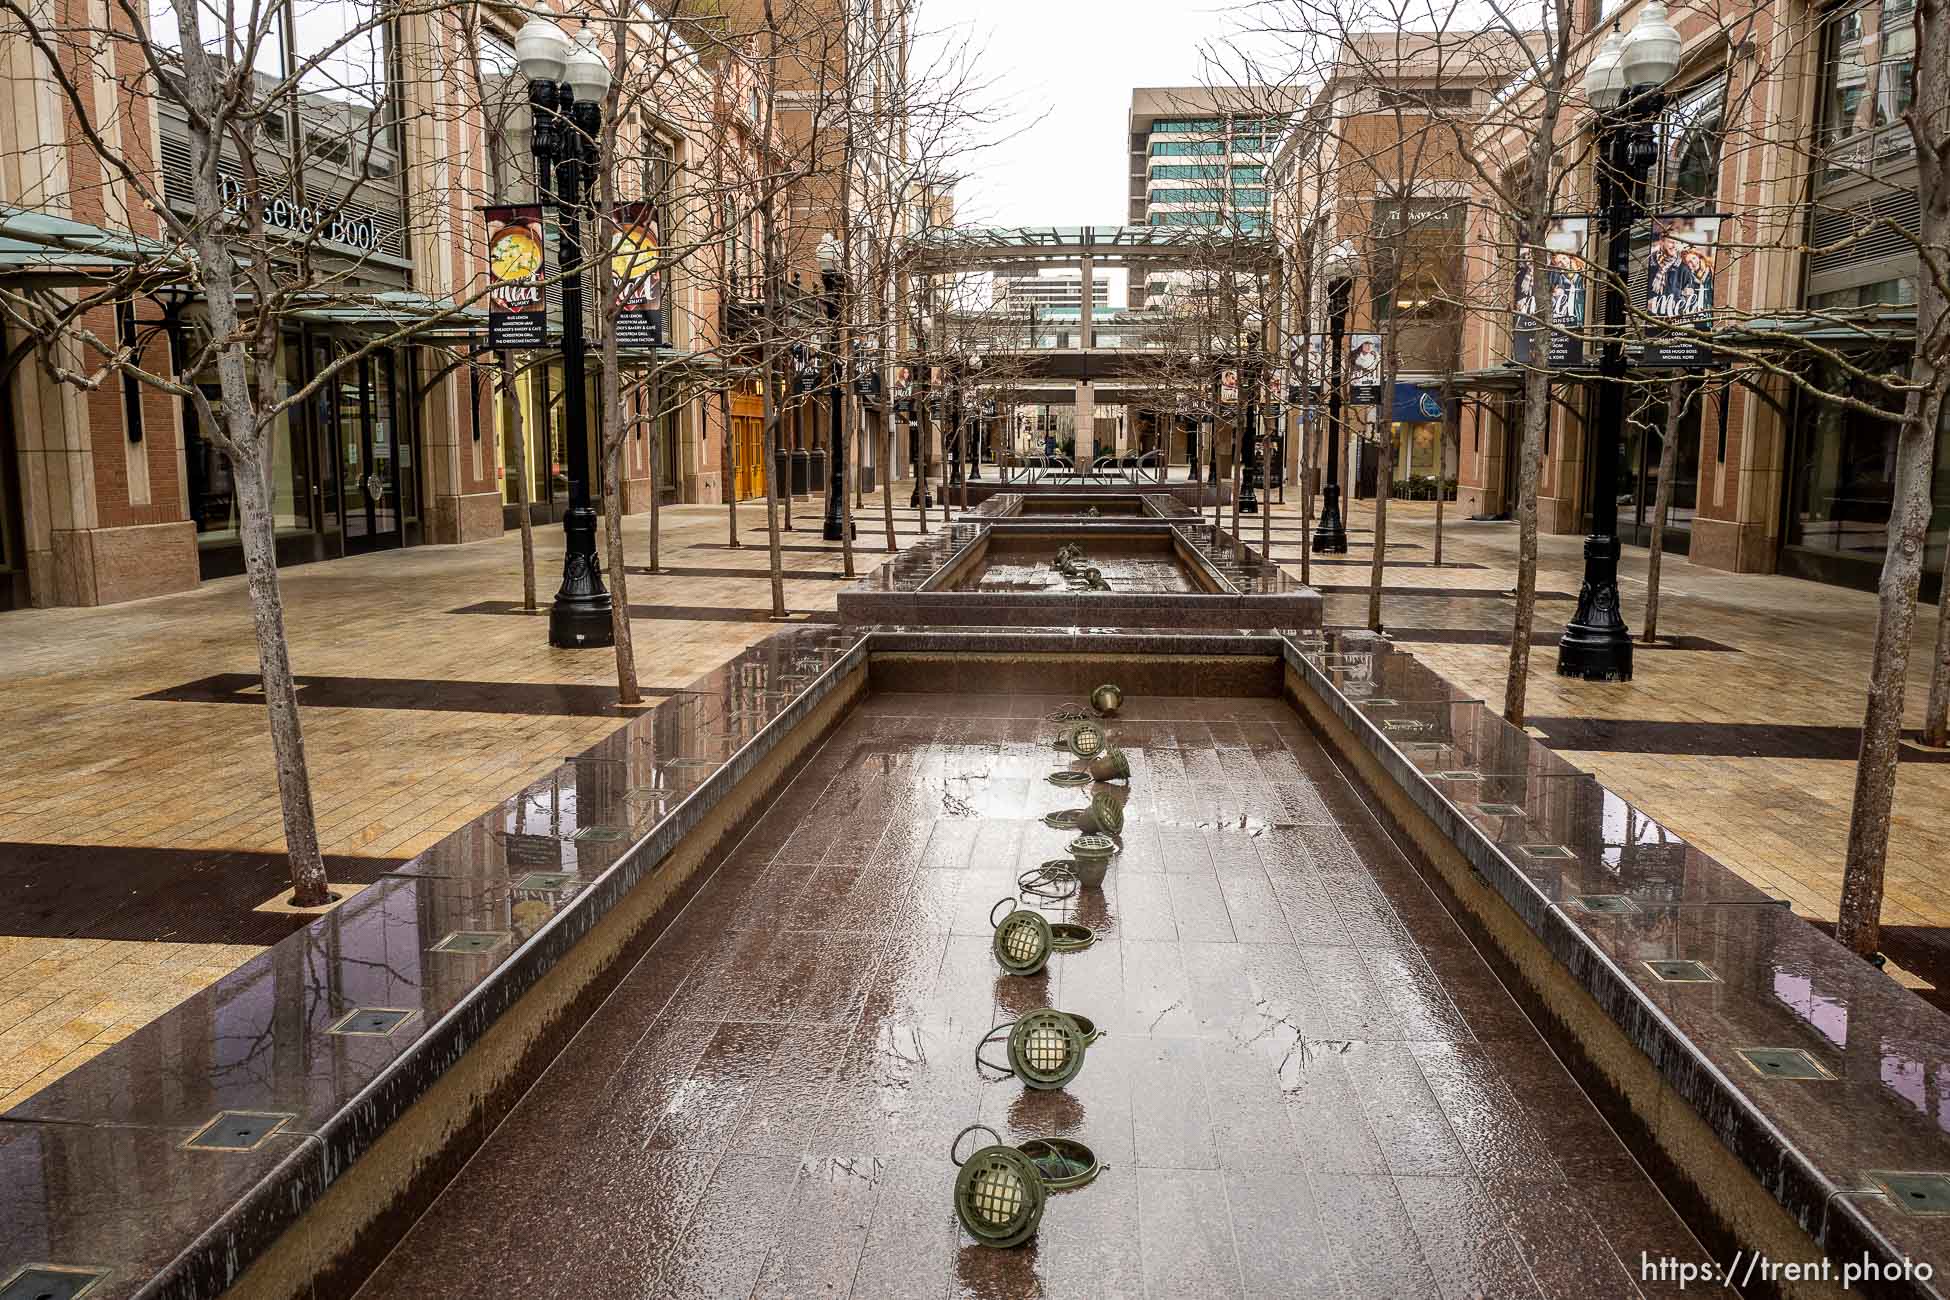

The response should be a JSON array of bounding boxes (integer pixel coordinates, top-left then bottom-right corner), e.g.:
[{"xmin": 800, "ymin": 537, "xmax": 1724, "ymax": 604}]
[
  {"xmin": 1348, "ymin": 334, "xmax": 1382, "ymax": 405},
  {"xmin": 484, "ymin": 205, "xmax": 546, "ymax": 349},
  {"xmin": 1221, "ymin": 367, "xmax": 1240, "ymax": 404},
  {"xmin": 1510, "ymin": 216, "xmax": 1591, "ymax": 368},
  {"xmin": 1641, "ymin": 213, "xmax": 1721, "ymax": 368},
  {"xmin": 609, "ymin": 203, "xmax": 664, "ymax": 349}
]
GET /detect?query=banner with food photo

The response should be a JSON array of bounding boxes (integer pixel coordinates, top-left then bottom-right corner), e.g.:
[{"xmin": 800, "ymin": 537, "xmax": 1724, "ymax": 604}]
[
  {"xmin": 1640, "ymin": 213, "xmax": 1722, "ymax": 367},
  {"xmin": 609, "ymin": 203, "xmax": 663, "ymax": 349},
  {"xmin": 485, "ymin": 206, "xmax": 547, "ymax": 349},
  {"xmin": 1347, "ymin": 334, "xmax": 1382, "ymax": 404}
]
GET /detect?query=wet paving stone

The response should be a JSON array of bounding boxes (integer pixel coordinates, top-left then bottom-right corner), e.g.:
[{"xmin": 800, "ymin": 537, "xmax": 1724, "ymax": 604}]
[{"xmin": 357, "ymin": 688, "xmax": 1707, "ymax": 1298}]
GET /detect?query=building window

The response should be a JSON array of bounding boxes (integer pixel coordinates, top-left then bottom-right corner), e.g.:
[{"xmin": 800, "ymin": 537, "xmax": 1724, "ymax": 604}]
[
  {"xmin": 1151, "ymin": 140, "xmax": 1224, "ymax": 157},
  {"xmin": 1819, "ymin": 0, "xmax": 1917, "ymax": 183},
  {"xmin": 1787, "ymin": 355, "xmax": 1948, "ymax": 576},
  {"xmin": 1233, "ymin": 187, "xmax": 1267, "ymax": 205},
  {"xmin": 1377, "ymin": 87, "xmax": 1475, "ymax": 110},
  {"xmin": 1230, "ymin": 165, "xmax": 1265, "ymax": 181},
  {"xmin": 1150, "ymin": 164, "xmax": 1222, "ymax": 179},
  {"xmin": 1151, "ymin": 188, "xmax": 1226, "ymax": 204},
  {"xmin": 1659, "ymin": 76, "xmax": 1725, "ymax": 208},
  {"xmin": 1152, "ymin": 118, "xmax": 1221, "ymax": 133}
]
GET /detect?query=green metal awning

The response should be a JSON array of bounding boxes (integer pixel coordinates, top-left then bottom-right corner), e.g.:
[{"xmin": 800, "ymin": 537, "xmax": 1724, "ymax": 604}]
[
  {"xmin": 0, "ymin": 208, "xmax": 192, "ymax": 286},
  {"xmin": 1718, "ymin": 311, "xmax": 1914, "ymax": 349}
]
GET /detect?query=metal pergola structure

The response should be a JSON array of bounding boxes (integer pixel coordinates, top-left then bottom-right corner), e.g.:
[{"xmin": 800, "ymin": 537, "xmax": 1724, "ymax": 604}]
[{"xmin": 901, "ymin": 223, "xmax": 1282, "ymax": 275}]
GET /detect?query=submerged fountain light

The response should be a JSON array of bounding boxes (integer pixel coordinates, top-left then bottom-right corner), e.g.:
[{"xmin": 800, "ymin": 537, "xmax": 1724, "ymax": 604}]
[{"xmin": 1089, "ymin": 683, "xmax": 1124, "ymax": 715}]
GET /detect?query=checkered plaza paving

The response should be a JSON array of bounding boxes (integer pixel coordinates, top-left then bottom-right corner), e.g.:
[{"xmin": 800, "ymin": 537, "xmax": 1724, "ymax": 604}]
[{"xmin": 1, "ymin": 485, "xmax": 1946, "ymax": 1109}]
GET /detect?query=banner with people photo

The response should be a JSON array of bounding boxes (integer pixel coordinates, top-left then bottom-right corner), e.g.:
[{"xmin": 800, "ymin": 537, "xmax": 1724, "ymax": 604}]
[
  {"xmin": 1512, "ymin": 216, "xmax": 1589, "ymax": 368},
  {"xmin": 1640, "ymin": 214, "xmax": 1721, "ymax": 367},
  {"xmin": 1292, "ymin": 335, "xmax": 1328, "ymax": 396},
  {"xmin": 609, "ymin": 202, "xmax": 663, "ymax": 349},
  {"xmin": 1347, "ymin": 334, "xmax": 1382, "ymax": 404},
  {"xmin": 484, "ymin": 206, "xmax": 547, "ymax": 348}
]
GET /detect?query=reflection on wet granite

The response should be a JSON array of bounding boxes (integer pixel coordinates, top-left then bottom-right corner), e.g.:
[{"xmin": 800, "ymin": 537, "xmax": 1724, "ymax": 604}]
[
  {"xmin": 358, "ymin": 688, "xmax": 1699, "ymax": 1298},
  {"xmin": 0, "ymin": 621, "xmax": 869, "ymax": 1299},
  {"xmin": 1291, "ymin": 626, "xmax": 1950, "ymax": 1288}
]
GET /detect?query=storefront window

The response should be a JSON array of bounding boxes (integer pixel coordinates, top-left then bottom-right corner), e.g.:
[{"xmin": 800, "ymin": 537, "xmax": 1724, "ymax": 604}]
[
  {"xmin": 1788, "ymin": 357, "xmax": 1948, "ymax": 574},
  {"xmin": 184, "ymin": 341, "xmax": 314, "ymax": 542},
  {"xmin": 1618, "ymin": 383, "xmax": 1701, "ymax": 535}
]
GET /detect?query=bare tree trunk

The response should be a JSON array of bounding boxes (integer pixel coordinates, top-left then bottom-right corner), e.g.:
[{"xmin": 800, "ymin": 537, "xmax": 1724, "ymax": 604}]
[
  {"xmin": 722, "ymin": 385, "xmax": 740, "ymax": 547},
  {"xmin": 1836, "ymin": 0, "xmax": 1948, "ymax": 955},
  {"xmin": 601, "ymin": 449, "xmax": 641, "ymax": 704},
  {"xmin": 502, "ymin": 353, "xmax": 538, "ymax": 609},
  {"xmin": 1642, "ymin": 378, "xmax": 1684, "ymax": 644},
  {"xmin": 1838, "ymin": 385, "xmax": 1945, "ymax": 956},
  {"xmin": 233, "ymin": 447, "xmax": 328, "ymax": 905},
  {"xmin": 1504, "ymin": 367, "xmax": 1548, "ymax": 726}
]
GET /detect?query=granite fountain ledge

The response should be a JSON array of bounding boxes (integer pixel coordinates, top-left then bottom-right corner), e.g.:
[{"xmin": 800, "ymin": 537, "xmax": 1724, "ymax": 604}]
[
  {"xmin": 1284, "ymin": 628, "xmax": 1950, "ymax": 1296},
  {"xmin": 836, "ymin": 499, "xmax": 1321, "ymax": 632}
]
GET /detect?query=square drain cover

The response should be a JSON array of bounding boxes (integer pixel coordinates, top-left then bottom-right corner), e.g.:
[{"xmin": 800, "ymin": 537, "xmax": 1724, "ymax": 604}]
[
  {"xmin": 1869, "ymin": 1171, "xmax": 1950, "ymax": 1215},
  {"xmin": 1475, "ymin": 802, "xmax": 1525, "ymax": 817},
  {"xmin": 432, "ymin": 930, "xmax": 511, "ymax": 956},
  {"xmin": 1382, "ymin": 719, "xmax": 1430, "ymax": 733},
  {"xmin": 1522, "ymin": 844, "xmax": 1576, "ymax": 860},
  {"xmin": 1644, "ymin": 959, "xmax": 1718, "ymax": 983},
  {"xmin": 1, "ymin": 1267, "xmax": 107, "ymax": 1300},
  {"xmin": 571, "ymin": 825, "xmax": 627, "ymax": 842},
  {"xmin": 1738, "ymin": 1047, "xmax": 1835, "ymax": 1080},
  {"xmin": 1363, "ymin": 698, "xmax": 1400, "ymax": 707},
  {"xmin": 513, "ymin": 871, "xmax": 575, "ymax": 893},
  {"xmin": 327, "ymin": 1007, "xmax": 418, "ymax": 1037},
  {"xmin": 184, "ymin": 1110, "xmax": 294, "ymax": 1151},
  {"xmin": 1570, "ymin": 894, "xmax": 1639, "ymax": 915},
  {"xmin": 1433, "ymin": 770, "xmax": 1482, "ymax": 781}
]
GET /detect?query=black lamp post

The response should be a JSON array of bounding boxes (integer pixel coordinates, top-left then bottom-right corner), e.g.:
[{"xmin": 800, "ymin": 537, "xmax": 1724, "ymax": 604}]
[
  {"xmin": 1557, "ymin": 3, "xmax": 1680, "ymax": 682},
  {"xmin": 1312, "ymin": 240, "xmax": 1356, "ymax": 553},
  {"xmin": 1184, "ymin": 355, "xmax": 1202, "ymax": 482},
  {"xmin": 1240, "ymin": 311, "xmax": 1263, "ymax": 515},
  {"xmin": 519, "ymin": 19, "xmax": 614, "ymax": 649},
  {"xmin": 815, "ymin": 233, "xmax": 855, "ymax": 541}
]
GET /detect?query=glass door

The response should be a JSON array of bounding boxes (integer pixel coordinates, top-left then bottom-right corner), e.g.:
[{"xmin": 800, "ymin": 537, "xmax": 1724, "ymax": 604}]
[{"xmin": 321, "ymin": 344, "xmax": 404, "ymax": 554}]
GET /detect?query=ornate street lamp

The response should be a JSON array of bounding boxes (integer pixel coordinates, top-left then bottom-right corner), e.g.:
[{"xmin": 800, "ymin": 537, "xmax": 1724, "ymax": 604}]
[
  {"xmin": 815, "ymin": 232, "xmax": 856, "ymax": 541},
  {"xmin": 1311, "ymin": 239, "xmax": 1357, "ymax": 553},
  {"xmin": 518, "ymin": 20, "xmax": 614, "ymax": 649},
  {"xmin": 1558, "ymin": 2, "xmax": 1681, "ymax": 682}
]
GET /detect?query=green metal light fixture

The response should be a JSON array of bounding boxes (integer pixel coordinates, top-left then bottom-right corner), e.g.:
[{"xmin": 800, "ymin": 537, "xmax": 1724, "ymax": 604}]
[
  {"xmin": 977, "ymin": 1006, "xmax": 1095, "ymax": 1090},
  {"xmin": 1089, "ymin": 683, "xmax": 1124, "ymax": 716},
  {"xmin": 1087, "ymin": 748, "xmax": 1130, "ymax": 782},
  {"xmin": 1010, "ymin": 1009, "xmax": 1091, "ymax": 1087},
  {"xmin": 1067, "ymin": 833, "xmax": 1116, "ymax": 885},
  {"xmin": 1054, "ymin": 719, "xmax": 1107, "ymax": 757},
  {"xmin": 1044, "ymin": 788, "xmax": 1125, "ymax": 837},
  {"xmin": 1018, "ymin": 1136, "xmax": 1102, "ymax": 1190},
  {"xmin": 952, "ymin": 1126, "xmax": 1047, "ymax": 1247},
  {"xmin": 992, "ymin": 896, "xmax": 1095, "ymax": 976},
  {"xmin": 990, "ymin": 897, "xmax": 1055, "ymax": 975}
]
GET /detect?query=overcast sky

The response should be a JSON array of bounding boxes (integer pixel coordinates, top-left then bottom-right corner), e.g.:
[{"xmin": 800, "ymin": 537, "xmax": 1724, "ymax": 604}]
[{"xmin": 914, "ymin": 0, "xmax": 1274, "ymax": 229}]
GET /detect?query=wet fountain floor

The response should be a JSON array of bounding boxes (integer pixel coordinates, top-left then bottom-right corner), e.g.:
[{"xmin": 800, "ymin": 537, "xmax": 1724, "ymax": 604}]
[
  {"xmin": 360, "ymin": 690, "xmax": 1702, "ymax": 1298},
  {"xmin": 956, "ymin": 543, "xmax": 1202, "ymax": 594}
]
